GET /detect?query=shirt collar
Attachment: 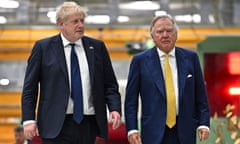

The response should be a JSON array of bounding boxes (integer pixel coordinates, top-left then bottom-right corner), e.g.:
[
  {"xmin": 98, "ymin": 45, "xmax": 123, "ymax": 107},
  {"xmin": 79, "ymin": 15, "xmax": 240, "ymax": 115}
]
[
  {"xmin": 157, "ymin": 47, "xmax": 176, "ymax": 57},
  {"xmin": 60, "ymin": 33, "xmax": 83, "ymax": 48}
]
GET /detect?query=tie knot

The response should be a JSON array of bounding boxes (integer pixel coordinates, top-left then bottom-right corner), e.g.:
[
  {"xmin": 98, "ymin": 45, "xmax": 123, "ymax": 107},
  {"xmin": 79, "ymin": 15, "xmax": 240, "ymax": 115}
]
[
  {"xmin": 165, "ymin": 54, "xmax": 170, "ymax": 61},
  {"xmin": 69, "ymin": 43, "xmax": 75, "ymax": 48}
]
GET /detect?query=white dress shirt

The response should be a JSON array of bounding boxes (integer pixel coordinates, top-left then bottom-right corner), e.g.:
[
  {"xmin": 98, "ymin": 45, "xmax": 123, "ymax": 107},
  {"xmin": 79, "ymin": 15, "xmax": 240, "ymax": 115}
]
[
  {"xmin": 61, "ymin": 34, "xmax": 95, "ymax": 115},
  {"xmin": 23, "ymin": 34, "xmax": 95, "ymax": 126},
  {"xmin": 156, "ymin": 48, "xmax": 179, "ymax": 114}
]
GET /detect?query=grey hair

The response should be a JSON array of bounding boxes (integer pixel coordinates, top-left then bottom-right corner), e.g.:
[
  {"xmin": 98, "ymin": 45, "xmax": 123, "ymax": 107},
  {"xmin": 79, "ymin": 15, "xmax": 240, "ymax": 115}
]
[
  {"xmin": 56, "ymin": 1, "xmax": 87, "ymax": 23},
  {"xmin": 150, "ymin": 14, "xmax": 179, "ymax": 35}
]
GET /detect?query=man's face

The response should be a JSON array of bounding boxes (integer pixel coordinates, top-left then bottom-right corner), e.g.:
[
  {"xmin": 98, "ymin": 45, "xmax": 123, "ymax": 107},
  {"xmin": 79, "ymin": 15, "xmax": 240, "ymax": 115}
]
[
  {"xmin": 151, "ymin": 18, "xmax": 177, "ymax": 53},
  {"xmin": 14, "ymin": 131, "xmax": 25, "ymax": 144},
  {"xmin": 59, "ymin": 13, "xmax": 85, "ymax": 42}
]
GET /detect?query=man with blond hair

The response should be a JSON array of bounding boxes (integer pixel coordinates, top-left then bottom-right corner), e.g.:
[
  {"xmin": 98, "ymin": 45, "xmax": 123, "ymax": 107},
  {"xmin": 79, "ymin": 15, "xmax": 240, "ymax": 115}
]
[{"xmin": 21, "ymin": 2, "xmax": 121, "ymax": 144}]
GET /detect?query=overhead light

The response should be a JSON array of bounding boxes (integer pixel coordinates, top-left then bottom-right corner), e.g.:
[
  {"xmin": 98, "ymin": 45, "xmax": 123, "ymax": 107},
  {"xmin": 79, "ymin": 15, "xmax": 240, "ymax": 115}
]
[
  {"xmin": 118, "ymin": 16, "xmax": 129, "ymax": 23},
  {"xmin": 47, "ymin": 11, "xmax": 56, "ymax": 24},
  {"xmin": 170, "ymin": 3, "xmax": 193, "ymax": 9},
  {"xmin": 0, "ymin": 0, "xmax": 19, "ymax": 8},
  {"xmin": 49, "ymin": 17, "xmax": 56, "ymax": 24},
  {"xmin": 0, "ymin": 16, "xmax": 7, "ymax": 24},
  {"xmin": 208, "ymin": 15, "xmax": 215, "ymax": 23},
  {"xmin": 85, "ymin": 15, "xmax": 110, "ymax": 24},
  {"xmin": 155, "ymin": 11, "xmax": 167, "ymax": 16},
  {"xmin": 47, "ymin": 11, "xmax": 129, "ymax": 24},
  {"xmin": 175, "ymin": 14, "xmax": 201, "ymax": 23},
  {"xmin": 0, "ymin": 78, "xmax": 10, "ymax": 86},
  {"xmin": 192, "ymin": 14, "xmax": 201, "ymax": 23},
  {"xmin": 120, "ymin": 1, "xmax": 160, "ymax": 10},
  {"xmin": 47, "ymin": 11, "xmax": 56, "ymax": 18}
]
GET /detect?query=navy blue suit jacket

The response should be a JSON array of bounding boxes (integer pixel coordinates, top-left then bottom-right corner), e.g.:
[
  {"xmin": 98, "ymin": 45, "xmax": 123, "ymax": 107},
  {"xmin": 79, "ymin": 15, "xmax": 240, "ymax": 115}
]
[
  {"xmin": 124, "ymin": 47, "xmax": 210, "ymax": 144},
  {"xmin": 21, "ymin": 34, "xmax": 121, "ymax": 140}
]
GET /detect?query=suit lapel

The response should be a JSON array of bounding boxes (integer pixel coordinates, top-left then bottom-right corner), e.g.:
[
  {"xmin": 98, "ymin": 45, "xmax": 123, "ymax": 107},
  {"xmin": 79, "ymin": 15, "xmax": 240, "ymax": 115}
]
[
  {"xmin": 51, "ymin": 35, "xmax": 95, "ymax": 91},
  {"xmin": 146, "ymin": 47, "xmax": 189, "ymax": 115},
  {"xmin": 147, "ymin": 48, "xmax": 165, "ymax": 97},
  {"xmin": 82, "ymin": 36, "xmax": 95, "ymax": 85},
  {"xmin": 52, "ymin": 34, "xmax": 69, "ymax": 82},
  {"xmin": 175, "ymin": 48, "xmax": 188, "ymax": 114}
]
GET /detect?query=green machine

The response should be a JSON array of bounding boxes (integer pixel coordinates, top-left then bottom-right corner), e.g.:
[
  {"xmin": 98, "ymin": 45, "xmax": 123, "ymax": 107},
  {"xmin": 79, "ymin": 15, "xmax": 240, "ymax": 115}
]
[{"xmin": 197, "ymin": 36, "xmax": 240, "ymax": 144}]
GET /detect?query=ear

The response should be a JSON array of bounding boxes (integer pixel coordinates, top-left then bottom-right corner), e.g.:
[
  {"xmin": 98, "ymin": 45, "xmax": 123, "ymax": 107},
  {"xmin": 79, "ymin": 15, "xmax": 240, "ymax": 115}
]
[
  {"xmin": 175, "ymin": 32, "xmax": 178, "ymax": 42},
  {"xmin": 57, "ymin": 19, "xmax": 64, "ymax": 27},
  {"xmin": 150, "ymin": 32, "xmax": 153, "ymax": 38}
]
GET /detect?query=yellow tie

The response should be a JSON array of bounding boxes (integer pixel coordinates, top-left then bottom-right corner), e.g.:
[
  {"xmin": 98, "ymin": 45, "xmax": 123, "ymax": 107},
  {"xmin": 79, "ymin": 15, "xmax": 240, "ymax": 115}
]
[{"xmin": 164, "ymin": 54, "xmax": 176, "ymax": 128}]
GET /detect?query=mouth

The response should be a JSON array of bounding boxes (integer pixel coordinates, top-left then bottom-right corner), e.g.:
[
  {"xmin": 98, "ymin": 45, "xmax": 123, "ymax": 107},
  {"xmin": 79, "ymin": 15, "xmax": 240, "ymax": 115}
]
[
  {"xmin": 162, "ymin": 40, "xmax": 170, "ymax": 44},
  {"xmin": 76, "ymin": 30, "xmax": 84, "ymax": 34}
]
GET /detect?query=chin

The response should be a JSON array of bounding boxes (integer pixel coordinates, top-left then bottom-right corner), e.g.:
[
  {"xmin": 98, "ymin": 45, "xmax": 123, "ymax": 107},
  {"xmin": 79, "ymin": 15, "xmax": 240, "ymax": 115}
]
[{"xmin": 75, "ymin": 35, "xmax": 83, "ymax": 39}]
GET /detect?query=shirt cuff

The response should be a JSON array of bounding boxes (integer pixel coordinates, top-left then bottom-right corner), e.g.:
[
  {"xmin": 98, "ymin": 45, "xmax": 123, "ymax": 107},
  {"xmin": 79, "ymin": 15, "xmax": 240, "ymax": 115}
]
[
  {"xmin": 23, "ymin": 120, "xmax": 37, "ymax": 126},
  {"xmin": 197, "ymin": 125, "xmax": 210, "ymax": 131},
  {"xmin": 127, "ymin": 129, "xmax": 139, "ymax": 136}
]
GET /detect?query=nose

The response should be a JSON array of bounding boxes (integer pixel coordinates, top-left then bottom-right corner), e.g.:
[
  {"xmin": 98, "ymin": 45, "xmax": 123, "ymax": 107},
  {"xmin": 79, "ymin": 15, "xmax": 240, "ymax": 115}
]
[
  {"xmin": 78, "ymin": 21, "xmax": 84, "ymax": 27},
  {"xmin": 162, "ymin": 31, "xmax": 169, "ymax": 37}
]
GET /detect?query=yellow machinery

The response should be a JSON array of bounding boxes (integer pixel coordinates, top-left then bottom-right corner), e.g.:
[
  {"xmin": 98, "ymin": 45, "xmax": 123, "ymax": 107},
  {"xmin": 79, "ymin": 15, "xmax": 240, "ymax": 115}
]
[{"xmin": 1, "ymin": 27, "xmax": 240, "ymax": 60}]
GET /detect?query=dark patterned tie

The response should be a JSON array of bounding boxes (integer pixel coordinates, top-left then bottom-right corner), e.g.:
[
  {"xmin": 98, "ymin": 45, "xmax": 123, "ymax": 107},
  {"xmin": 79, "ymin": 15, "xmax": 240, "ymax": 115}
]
[{"xmin": 70, "ymin": 43, "xmax": 83, "ymax": 124}]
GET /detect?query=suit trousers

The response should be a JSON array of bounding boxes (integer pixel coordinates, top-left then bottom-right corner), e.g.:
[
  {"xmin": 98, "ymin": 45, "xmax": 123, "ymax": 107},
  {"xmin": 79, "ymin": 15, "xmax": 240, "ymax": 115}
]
[
  {"xmin": 42, "ymin": 115, "xmax": 98, "ymax": 144},
  {"xmin": 161, "ymin": 124, "xmax": 180, "ymax": 144}
]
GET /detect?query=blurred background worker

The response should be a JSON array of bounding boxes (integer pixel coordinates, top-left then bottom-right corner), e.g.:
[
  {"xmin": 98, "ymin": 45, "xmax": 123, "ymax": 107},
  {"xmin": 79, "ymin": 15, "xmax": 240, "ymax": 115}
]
[{"xmin": 14, "ymin": 126, "xmax": 27, "ymax": 144}]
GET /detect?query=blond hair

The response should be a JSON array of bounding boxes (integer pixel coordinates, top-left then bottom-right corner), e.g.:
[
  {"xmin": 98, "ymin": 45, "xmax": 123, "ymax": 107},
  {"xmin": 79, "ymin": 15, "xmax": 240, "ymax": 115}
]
[{"xmin": 56, "ymin": 1, "xmax": 87, "ymax": 23}]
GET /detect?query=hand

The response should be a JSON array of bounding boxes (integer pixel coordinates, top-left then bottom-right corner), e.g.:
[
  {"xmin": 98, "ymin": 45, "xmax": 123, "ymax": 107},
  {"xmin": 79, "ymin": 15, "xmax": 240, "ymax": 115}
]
[
  {"xmin": 23, "ymin": 123, "xmax": 39, "ymax": 140},
  {"xmin": 109, "ymin": 111, "xmax": 121, "ymax": 130},
  {"xmin": 128, "ymin": 132, "xmax": 142, "ymax": 144},
  {"xmin": 198, "ymin": 128, "xmax": 209, "ymax": 141}
]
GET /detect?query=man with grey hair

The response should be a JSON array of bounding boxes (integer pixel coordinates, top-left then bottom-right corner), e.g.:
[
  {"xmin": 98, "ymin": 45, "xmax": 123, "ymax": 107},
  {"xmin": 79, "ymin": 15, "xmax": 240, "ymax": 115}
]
[
  {"xmin": 21, "ymin": 1, "xmax": 121, "ymax": 144},
  {"xmin": 124, "ymin": 14, "xmax": 210, "ymax": 144}
]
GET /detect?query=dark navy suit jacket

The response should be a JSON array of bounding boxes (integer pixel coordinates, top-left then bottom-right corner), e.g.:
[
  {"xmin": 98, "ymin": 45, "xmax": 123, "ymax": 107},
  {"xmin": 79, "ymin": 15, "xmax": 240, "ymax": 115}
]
[
  {"xmin": 124, "ymin": 47, "xmax": 210, "ymax": 144},
  {"xmin": 21, "ymin": 34, "xmax": 121, "ymax": 140}
]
